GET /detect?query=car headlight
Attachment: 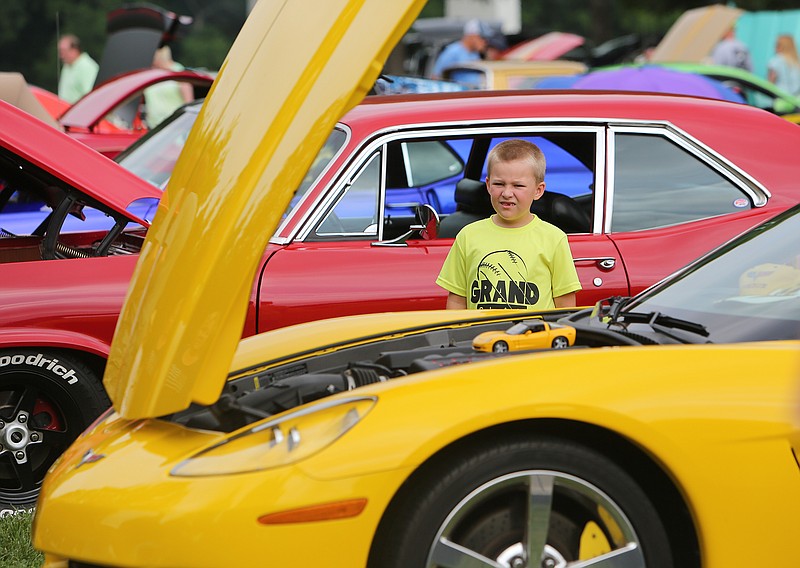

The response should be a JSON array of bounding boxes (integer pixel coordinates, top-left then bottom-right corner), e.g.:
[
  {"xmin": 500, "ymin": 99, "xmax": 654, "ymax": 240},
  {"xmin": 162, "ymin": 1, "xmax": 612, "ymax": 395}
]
[{"xmin": 171, "ymin": 396, "xmax": 376, "ymax": 477}]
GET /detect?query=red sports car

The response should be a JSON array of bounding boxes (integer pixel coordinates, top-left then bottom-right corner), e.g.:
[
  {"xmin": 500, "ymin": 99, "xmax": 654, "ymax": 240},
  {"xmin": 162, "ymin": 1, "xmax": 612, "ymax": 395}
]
[{"xmin": 2, "ymin": 88, "xmax": 800, "ymax": 510}]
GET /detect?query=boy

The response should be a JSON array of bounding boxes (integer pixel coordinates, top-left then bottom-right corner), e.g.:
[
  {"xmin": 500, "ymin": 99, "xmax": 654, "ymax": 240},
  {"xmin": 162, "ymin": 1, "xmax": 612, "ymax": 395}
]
[{"xmin": 436, "ymin": 139, "xmax": 581, "ymax": 310}]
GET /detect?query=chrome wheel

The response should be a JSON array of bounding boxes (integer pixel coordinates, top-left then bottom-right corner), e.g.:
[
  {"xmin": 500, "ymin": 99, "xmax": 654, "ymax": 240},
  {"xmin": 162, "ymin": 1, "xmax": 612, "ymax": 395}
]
[
  {"xmin": 369, "ymin": 438, "xmax": 675, "ymax": 568},
  {"xmin": 425, "ymin": 470, "xmax": 644, "ymax": 567},
  {"xmin": 492, "ymin": 341, "xmax": 509, "ymax": 353}
]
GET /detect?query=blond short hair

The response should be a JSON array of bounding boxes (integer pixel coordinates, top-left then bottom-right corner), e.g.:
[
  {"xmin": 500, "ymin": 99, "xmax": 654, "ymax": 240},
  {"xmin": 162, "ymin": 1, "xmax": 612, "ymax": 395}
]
[{"xmin": 486, "ymin": 139, "xmax": 546, "ymax": 184}]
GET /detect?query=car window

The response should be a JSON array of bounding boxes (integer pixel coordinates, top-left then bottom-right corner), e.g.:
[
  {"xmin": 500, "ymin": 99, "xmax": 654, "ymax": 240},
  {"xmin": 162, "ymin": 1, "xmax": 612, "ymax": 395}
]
[
  {"xmin": 308, "ymin": 129, "xmax": 597, "ymax": 242},
  {"xmin": 713, "ymin": 77, "xmax": 796, "ymax": 114},
  {"xmin": 389, "ymin": 140, "xmax": 463, "ymax": 187},
  {"xmin": 611, "ymin": 133, "xmax": 750, "ymax": 233},
  {"xmin": 527, "ymin": 321, "xmax": 545, "ymax": 333},
  {"xmin": 117, "ymin": 108, "xmax": 199, "ymax": 189},
  {"xmin": 486, "ymin": 135, "xmax": 594, "ymax": 199},
  {"xmin": 317, "ymin": 153, "xmax": 380, "ymax": 237},
  {"xmin": 385, "ymin": 139, "xmax": 465, "ymax": 215}
]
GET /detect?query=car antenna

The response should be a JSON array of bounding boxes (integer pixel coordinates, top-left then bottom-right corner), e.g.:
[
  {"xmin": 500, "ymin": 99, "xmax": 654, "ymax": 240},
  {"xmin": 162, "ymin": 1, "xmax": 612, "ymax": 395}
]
[{"xmin": 55, "ymin": 12, "xmax": 61, "ymax": 86}]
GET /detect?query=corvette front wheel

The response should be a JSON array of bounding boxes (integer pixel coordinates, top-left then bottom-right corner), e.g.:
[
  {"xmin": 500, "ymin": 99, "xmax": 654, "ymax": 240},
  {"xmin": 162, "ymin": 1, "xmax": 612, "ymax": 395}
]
[
  {"xmin": 0, "ymin": 349, "xmax": 109, "ymax": 512},
  {"xmin": 370, "ymin": 436, "xmax": 674, "ymax": 568}
]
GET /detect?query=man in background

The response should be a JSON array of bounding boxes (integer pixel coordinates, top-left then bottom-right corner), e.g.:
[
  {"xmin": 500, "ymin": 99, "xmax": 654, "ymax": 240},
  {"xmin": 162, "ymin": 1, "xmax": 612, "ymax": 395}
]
[
  {"xmin": 431, "ymin": 19, "xmax": 492, "ymax": 86},
  {"xmin": 57, "ymin": 34, "xmax": 99, "ymax": 103},
  {"xmin": 711, "ymin": 27, "xmax": 752, "ymax": 72}
]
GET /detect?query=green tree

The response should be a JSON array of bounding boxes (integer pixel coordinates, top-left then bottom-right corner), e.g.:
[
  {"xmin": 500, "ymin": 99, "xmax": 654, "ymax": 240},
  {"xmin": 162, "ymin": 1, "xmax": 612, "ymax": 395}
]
[{"xmin": 0, "ymin": 0, "xmax": 244, "ymax": 92}]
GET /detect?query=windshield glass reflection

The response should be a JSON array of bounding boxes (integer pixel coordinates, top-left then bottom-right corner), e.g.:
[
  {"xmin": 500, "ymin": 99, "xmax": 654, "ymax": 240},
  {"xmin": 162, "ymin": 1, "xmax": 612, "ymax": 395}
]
[{"xmin": 626, "ymin": 207, "xmax": 800, "ymax": 342}]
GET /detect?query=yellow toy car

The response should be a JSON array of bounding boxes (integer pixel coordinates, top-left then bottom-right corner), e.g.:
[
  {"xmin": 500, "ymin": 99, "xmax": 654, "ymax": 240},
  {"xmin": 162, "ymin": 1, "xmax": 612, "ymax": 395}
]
[
  {"xmin": 473, "ymin": 319, "xmax": 576, "ymax": 352},
  {"xmin": 32, "ymin": 2, "xmax": 800, "ymax": 567}
]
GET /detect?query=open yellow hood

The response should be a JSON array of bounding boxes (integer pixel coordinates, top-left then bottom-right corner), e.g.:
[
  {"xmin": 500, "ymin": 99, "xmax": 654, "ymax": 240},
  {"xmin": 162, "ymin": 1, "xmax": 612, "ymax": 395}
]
[
  {"xmin": 103, "ymin": 0, "xmax": 426, "ymax": 419},
  {"xmin": 649, "ymin": 4, "xmax": 742, "ymax": 63}
]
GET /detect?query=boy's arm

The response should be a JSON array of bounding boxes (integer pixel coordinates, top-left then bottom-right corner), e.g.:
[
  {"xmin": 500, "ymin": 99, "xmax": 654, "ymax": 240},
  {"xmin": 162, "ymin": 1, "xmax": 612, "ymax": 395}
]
[
  {"xmin": 554, "ymin": 292, "xmax": 576, "ymax": 308},
  {"xmin": 446, "ymin": 292, "xmax": 467, "ymax": 310}
]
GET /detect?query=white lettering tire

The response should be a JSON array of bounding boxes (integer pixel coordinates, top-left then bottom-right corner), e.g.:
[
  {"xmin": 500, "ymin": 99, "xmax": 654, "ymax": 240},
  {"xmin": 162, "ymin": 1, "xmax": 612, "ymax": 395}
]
[{"xmin": 0, "ymin": 348, "xmax": 110, "ymax": 512}]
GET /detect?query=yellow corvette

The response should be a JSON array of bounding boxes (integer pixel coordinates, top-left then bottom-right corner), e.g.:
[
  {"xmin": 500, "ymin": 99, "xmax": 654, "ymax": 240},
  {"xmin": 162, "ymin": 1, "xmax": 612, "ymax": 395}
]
[
  {"xmin": 473, "ymin": 320, "xmax": 576, "ymax": 352},
  {"xmin": 32, "ymin": 1, "xmax": 800, "ymax": 567}
]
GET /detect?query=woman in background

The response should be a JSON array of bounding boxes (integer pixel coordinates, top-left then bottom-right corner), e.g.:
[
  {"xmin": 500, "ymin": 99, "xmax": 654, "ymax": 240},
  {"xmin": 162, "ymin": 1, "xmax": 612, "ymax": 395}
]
[
  {"xmin": 144, "ymin": 46, "xmax": 194, "ymax": 128},
  {"xmin": 768, "ymin": 34, "xmax": 800, "ymax": 96}
]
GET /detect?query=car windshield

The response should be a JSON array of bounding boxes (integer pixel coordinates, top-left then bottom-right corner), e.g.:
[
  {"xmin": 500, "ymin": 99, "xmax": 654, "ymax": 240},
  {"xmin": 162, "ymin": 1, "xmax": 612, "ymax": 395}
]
[
  {"xmin": 622, "ymin": 205, "xmax": 800, "ymax": 342},
  {"xmin": 116, "ymin": 107, "xmax": 199, "ymax": 189},
  {"xmin": 505, "ymin": 322, "xmax": 530, "ymax": 335}
]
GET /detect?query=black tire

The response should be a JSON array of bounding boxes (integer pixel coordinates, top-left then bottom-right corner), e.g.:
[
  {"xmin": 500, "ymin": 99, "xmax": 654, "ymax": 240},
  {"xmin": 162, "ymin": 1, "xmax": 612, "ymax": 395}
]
[
  {"xmin": 0, "ymin": 348, "xmax": 110, "ymax": 512},
  {"xmin": 551, "ymin": 336, "xmax": 570, "ymax": 349},
  {"xmin": 492, "ymin": 341, "xmax": 509, "ymax": 353},
  {"xmin": 369, "ymin": 436, "xmax": 674, "ymax": 568}
]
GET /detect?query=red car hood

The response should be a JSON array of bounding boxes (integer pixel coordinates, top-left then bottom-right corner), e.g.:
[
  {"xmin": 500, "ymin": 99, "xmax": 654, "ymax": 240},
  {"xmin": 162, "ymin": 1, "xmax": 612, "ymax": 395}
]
[
  {"xmin": 0, "ymin": 99, "xmax": 160, "ymax": 221},
  {"xmin": 59, "ymin": 68, "xmax": 215, "ymax": 129}
]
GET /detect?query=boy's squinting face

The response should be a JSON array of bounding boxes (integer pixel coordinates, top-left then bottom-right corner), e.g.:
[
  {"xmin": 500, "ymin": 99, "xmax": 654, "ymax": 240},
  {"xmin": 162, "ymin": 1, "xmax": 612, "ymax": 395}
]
[{"xmin": 486, "ymin": 158, "xmax": 545, "ymax": 228}]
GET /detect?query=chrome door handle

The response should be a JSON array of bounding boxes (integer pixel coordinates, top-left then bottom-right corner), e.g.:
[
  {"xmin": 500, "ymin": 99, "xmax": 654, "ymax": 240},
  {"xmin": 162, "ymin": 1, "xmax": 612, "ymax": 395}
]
[{"xmin": 573, "ymin": 257, "xmax": 616, "ymax": 270}]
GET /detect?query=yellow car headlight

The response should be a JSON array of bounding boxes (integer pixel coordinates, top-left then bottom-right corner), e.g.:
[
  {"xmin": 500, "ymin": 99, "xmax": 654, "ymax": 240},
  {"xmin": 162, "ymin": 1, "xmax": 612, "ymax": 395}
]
[{"xmin": 171, "ymin": 396, "xmax": 376, "ymax": 477}]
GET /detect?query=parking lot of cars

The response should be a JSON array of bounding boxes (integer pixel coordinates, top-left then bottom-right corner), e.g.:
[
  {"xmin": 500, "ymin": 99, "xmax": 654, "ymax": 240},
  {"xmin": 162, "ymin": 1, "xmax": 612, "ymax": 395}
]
[
  {"xmin": 28, "ymin": 0, "xmax": 800, "ymax": 564},
  {"xmin": 0, "ymin": 1, "xmax": 798, "ymax": 566},
  {"xmin": 4, "ymin": 60, "xmax": 800, "ymax": 511}
]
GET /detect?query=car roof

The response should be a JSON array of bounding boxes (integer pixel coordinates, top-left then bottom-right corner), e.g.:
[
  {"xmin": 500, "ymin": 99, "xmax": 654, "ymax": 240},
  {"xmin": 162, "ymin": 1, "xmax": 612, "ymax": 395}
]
[
  {"xmin": 346, "ymin": 88, "xmax": 771, "ymax": 128},
  {"xmin": 0, "ymin": 99, "xmax": 161, "ymax": 219},
  {"xmin": 341, "ymin": 90, "xmax": 800, "ymax": 193}
]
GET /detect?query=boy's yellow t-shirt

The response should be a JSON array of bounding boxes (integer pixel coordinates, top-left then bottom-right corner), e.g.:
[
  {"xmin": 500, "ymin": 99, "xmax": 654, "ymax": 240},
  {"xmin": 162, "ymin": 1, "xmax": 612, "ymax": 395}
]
[{"xmin": 436, "ymin": 216, "xmax": 581, "ymax": 310}]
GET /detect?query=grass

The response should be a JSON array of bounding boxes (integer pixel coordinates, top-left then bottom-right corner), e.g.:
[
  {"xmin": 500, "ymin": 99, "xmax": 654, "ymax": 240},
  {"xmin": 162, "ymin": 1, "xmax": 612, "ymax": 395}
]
[{"xmin": 0, "ymin": 510, "xmax": 42, "ymax": 568}]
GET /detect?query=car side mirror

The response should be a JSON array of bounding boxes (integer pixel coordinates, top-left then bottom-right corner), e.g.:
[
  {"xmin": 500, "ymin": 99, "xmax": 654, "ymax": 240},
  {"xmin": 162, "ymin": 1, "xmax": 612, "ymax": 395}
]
[
  {"xmin": 412, "ymin": 204, "xmax": 439, "ymax": 241},
  {"xmin": 372, "ymin": 204, "xmax": 439, "ymax": 247}
]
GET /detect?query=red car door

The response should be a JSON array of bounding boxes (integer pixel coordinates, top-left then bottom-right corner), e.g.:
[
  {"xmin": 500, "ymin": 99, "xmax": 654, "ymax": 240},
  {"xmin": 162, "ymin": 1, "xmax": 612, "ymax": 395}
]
[
  {"xmin": 255, "ymin": 238, "xmax": 449, "ymax": 332},
  {"xmin": 254, "ymin": 231, "xmax": 630, "ymax": 333}
]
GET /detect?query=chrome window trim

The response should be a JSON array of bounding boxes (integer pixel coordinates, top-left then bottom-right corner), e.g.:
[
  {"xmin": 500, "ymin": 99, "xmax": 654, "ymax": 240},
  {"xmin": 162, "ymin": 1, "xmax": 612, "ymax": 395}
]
[
  {"xmin": 605, "ymin": 130, "xmax": 616, "ymax": 236},
  {"xmin": 311, "ymin": 151, "xmax": 384, "ymax": 240},
  {"xmin": 269, "ymin": 124, "xmax": 352, "ymax": 245},
  {"xmin": 293, "ymin": 143, "xmax": 384, "ymax": 241},
  {"xmin": 288, "ymin": 119, "xmax": 607, "ymax": 243},
  {"xmin": 605, "ymin": 122, "xmax": 770, "ymax": 234}
]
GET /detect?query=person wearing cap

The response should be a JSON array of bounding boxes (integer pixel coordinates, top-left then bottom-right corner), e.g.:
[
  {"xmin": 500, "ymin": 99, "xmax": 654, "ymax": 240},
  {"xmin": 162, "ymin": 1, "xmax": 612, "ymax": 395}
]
[
  {"xmin": 483, "ymin": 31, "xmax": 508, "ymax": 61},
  {"xmin": 431, "ymin": 19, "xmax": 491, "ymax": 86}
]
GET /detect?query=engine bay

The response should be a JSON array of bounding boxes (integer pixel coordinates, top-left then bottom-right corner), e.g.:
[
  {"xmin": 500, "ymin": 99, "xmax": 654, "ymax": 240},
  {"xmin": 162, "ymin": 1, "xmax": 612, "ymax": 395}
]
[{"xmin": 173, "ymin": 310, "xmax": 632, "ymax": 433}]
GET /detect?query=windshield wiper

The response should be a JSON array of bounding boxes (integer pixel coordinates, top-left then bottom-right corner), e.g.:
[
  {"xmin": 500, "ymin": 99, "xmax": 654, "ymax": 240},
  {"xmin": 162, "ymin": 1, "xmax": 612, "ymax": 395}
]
[{"xmin": 617, "ymin": 311, "xmax": 711, "ymax": 344}]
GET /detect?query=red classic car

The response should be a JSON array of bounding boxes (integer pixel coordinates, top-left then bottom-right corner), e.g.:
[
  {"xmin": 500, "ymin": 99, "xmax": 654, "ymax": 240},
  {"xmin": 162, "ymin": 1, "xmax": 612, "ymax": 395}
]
[
  {"xmin": 58, "ymin": 68, "xmax": 215, "ymax": 158},
  {"xmin": 3, "ymin": 87, "xmax": 800, "ymax": 510},
  {"xmin": 13, "ymin": 68, "xmax": 214, "ymax": 159}
]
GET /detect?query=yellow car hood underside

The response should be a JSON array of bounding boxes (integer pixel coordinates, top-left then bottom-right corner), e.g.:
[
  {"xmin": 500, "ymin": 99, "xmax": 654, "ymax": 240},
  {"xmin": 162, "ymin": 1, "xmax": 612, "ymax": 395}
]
[{"xmin": 103, "ymin": 0, "xmax": 426, "ymax": 419}]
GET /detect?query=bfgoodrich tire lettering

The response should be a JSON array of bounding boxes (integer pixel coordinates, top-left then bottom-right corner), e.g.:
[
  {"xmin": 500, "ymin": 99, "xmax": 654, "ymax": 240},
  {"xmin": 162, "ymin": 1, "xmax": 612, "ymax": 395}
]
[
  {"xmin": 0, "ymin": 348, "xmax": 109, "ymax": 512},
  {"xmin": 369, "ymin": 436, "xmax": 674, "ymax": 568}
]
